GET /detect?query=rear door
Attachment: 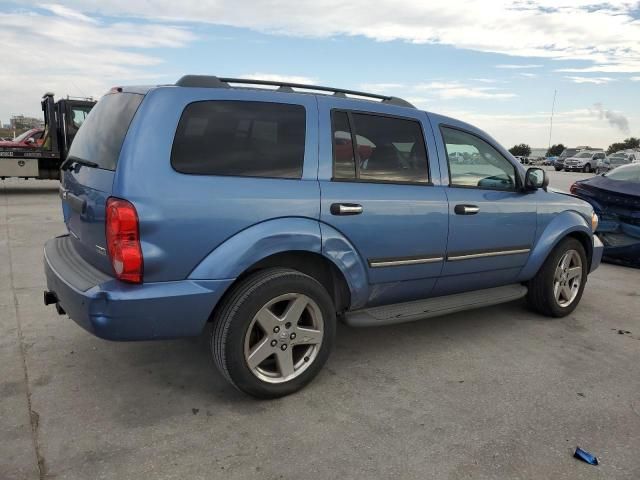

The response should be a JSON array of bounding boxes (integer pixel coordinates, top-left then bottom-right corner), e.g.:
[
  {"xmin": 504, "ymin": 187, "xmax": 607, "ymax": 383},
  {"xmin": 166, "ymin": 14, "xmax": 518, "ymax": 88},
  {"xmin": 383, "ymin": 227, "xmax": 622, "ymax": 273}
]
[
  {"xmin": 432, "ymin": 122, "xmax": 537, "ymax": 294},
  {"xmin": 61, "ymin": 92, "xmax": 143, "ymax": 274},
  {"xmin": 318, "ymin": 97, "xmax": 448, "ymax": 306}
]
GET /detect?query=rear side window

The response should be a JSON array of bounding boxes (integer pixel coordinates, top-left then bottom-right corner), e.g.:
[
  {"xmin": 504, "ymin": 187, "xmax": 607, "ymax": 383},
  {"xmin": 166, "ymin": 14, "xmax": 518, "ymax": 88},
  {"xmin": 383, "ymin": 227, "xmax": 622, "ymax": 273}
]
[
  {"xmin": 68, "ymin": 93, "xmax": 143, "ymax": 171},
  {"xmin": 331, "ymin": 111, "xmax": 429, "ymax": 184},
  {"xmin": 171, "ymin": 101, "xmax": 306, "ymax": 178}
]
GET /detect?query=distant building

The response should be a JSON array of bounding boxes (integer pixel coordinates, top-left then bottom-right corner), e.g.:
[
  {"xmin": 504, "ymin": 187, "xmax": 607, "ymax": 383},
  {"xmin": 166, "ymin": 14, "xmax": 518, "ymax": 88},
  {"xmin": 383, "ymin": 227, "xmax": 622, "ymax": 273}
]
[
  {"xmin": 10, "ymin": 115, "xmax": 44, "ymax": 130},
  {"xmin": 530, "ymin": 148, "xmax": 547, "ymax": 158}
]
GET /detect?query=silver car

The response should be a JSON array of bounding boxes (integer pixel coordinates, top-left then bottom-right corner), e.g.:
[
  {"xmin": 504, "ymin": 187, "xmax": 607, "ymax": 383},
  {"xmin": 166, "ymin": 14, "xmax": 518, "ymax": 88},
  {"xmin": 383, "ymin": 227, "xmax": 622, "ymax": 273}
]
[
  {"xmin": 596, "ymin": 151, "xmax": 637, "ymax": 174},
  {"xmin": 563, "ymin": 151, "xmax": 605, "ymax": 173}
]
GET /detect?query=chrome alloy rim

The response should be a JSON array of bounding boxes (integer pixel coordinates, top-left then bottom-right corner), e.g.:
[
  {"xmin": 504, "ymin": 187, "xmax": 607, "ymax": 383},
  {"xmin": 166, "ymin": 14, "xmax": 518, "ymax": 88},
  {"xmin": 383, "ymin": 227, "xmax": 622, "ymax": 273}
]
[
  {"xmin": 243, "ymin": 293, "xmax": 324, "ymax": 384},
  {"xmin": 553, "ymin": 249, "xmax": 583, "ymax": 308}
]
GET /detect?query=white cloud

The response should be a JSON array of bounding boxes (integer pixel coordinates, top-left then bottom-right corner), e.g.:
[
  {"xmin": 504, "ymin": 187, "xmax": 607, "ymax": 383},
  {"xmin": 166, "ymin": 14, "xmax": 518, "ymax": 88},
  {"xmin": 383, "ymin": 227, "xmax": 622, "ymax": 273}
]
[
  {"xmin": 0, "ymin": 6, "xmax": 194, "ymax": 121},
  {"xmin": 39, "ymin": 3, "xmax": 98, "ymax": 23},
  {"xmin": 565, "ymin": 76, "xmax": 616, "ymax": 84},
  {"xmin": 631, "ymin": 76, "xmax": 640, "ymax": 81},
  {"xmin": 46, "ymin": 1, "xmax": 640, "ymax": 73},
  {"xmin": 360, "ymin": 81, "xmax": 516, "ymax": 101},
  {"xmin": 518, "ymin": 73, "xmax": 539, "ymax": 78},
  {"xmin": 415, "ymin": 82, "xmax": 516, "ymax": 100},
  {"xmin": 430, "ymin": 107, "xmax": 638, "ymax": 149},
  {"xmin": 496, "ymin": 64, "xmax": 543, "ymax": 69}
]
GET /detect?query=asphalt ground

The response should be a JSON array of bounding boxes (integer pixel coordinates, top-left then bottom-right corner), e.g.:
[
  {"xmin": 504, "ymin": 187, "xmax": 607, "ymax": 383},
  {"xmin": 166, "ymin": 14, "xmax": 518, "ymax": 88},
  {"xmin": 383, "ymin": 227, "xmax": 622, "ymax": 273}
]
[{"xmin": 1, "ymin": 169, "xmax": 638, "ymax": 479}]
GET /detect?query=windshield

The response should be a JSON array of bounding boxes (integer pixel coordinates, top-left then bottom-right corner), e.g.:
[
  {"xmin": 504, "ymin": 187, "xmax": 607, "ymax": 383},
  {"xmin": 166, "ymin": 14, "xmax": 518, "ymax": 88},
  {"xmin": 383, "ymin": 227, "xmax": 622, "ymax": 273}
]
[
  {"xmin": 604, "ymin": 163, "xmax": 640, "ymax": 183},
  {"xmin": 575, "ymin": 152, "xmax": 592, "ymax": 158},
  {"xmin": 560, "ymin": 149, "xmax": 578, "ymax": 158},
  {"xmin": 610, "ymin": 153, "xmax": 625, "ymax": 159}
]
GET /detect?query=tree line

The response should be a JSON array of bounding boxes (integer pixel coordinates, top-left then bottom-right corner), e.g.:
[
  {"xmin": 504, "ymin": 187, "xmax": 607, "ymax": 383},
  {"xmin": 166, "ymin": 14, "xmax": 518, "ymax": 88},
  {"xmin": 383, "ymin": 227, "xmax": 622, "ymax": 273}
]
[{"xmin": 508, "ymin": 137, "xmax": 640, "ymax": 158}]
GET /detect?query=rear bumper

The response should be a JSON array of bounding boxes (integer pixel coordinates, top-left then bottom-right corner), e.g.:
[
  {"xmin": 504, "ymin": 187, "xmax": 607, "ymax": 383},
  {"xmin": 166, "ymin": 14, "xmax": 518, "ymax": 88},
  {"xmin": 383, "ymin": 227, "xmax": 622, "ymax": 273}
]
[{"xmin": 44, "ymin": 236, "xmax": 233, "ymax": 340}]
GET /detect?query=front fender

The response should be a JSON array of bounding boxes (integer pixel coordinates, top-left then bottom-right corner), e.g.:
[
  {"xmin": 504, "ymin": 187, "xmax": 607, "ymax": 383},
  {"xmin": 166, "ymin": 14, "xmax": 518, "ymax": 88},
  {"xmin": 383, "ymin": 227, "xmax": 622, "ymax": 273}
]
[{"xmin": 518, "ymin": 210, "xmax": 593, "ymax": 281}]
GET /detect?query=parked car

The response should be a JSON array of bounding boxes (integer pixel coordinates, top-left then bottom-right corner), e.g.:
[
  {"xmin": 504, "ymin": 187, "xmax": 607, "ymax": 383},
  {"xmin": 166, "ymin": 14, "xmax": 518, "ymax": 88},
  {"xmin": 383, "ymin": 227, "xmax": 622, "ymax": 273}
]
[
  {"xmin": 0, "ymin": 128, "xmax": 44, "ymax": 148},
  {"xmin": 555, "ymin": 146, "xmax": 603, "ymax": 171},
  {"xmin": 570, "ymin": 163, "xmax": 640, "ymax": 267},
  {"xmin": 43, "ymin": 76, "xmax": 603, "ymax": 398},
  {"xmin": 596, "ymin": 151, "xmax": 635, "ymax": 174},
  {"xmin": 563, "ymin": 150, "xmax": 606, "ymax": 173}
]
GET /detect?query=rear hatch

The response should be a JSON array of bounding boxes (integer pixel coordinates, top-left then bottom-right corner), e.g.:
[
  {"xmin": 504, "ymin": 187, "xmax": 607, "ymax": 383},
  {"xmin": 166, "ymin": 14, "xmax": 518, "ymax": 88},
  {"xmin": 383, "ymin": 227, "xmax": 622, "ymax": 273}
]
[{"xmin": 60, "ymin": 91, "xmax": 143, "ymax": 275}]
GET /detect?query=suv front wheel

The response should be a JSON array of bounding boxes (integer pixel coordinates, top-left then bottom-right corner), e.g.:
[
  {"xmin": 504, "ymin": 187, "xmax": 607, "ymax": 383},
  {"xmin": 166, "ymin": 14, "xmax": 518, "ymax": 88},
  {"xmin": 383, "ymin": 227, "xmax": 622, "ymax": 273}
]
[
  {"xmin": 526, "ymin": 237, "xmax": 588, "ymax": 317},
  {"xmin": 211, "ymin": 268, "xmax": 336, "ymax": 398}
]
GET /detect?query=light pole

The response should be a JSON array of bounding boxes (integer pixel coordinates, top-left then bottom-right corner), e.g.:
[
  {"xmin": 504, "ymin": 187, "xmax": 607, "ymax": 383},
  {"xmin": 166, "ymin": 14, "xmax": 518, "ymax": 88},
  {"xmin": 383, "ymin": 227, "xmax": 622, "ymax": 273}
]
[{"xmin": 548, "ymin": 89, "xmax": 557, "ymax": 154}]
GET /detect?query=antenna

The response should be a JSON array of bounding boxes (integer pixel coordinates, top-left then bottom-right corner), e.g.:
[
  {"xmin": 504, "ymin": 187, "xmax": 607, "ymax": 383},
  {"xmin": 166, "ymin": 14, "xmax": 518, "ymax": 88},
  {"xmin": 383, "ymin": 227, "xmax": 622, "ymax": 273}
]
[
  {"xmin": 547, "ymin": 89, "xmax": 557, "ymax": 153},
  {"xmin": 70, "ymin": 80, "xmax": 87, "ymax": 99}
]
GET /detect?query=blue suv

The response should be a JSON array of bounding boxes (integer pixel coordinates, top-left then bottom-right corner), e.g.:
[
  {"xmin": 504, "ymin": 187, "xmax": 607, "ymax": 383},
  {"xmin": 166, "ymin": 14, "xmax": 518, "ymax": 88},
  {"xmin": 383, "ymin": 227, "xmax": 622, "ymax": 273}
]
[{"xmin": 44, "ymin": 76, "xmax": 603, "ymax": 398}]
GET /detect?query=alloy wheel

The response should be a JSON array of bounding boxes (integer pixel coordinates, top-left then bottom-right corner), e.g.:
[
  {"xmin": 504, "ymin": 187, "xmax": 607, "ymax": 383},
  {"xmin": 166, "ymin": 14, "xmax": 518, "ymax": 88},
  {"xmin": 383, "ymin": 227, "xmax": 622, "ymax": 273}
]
[
  {"xmin": 243, "ymin": 293, "xmax": 324, "ymax": 384},
  {"xmin": 553, "ymin": 249, "xmax": 583, "ymax": 308}
]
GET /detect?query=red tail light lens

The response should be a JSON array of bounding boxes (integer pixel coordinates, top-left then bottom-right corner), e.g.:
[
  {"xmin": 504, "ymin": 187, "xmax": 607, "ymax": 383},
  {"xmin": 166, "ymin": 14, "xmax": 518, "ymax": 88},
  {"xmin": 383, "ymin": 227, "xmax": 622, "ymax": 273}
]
[
  {"xmin": 570, "ymin": 183, "xmax": 578, "ymax": 194},
  {"xmin": 106, "ymin": 197, "xmax": 143, "ymax": 283}
]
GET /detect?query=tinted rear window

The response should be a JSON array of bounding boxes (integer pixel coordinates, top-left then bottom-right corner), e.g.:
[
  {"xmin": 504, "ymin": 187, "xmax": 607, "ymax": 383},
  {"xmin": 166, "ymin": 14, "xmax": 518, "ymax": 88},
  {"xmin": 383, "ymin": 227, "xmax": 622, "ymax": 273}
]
[
  {"xmin": 171, "ymin": 101, "xmax": 306, "ymax": 178},
  {"xmin": 68, "ymin": 93, "xmax": 143, "ymax": 171}
]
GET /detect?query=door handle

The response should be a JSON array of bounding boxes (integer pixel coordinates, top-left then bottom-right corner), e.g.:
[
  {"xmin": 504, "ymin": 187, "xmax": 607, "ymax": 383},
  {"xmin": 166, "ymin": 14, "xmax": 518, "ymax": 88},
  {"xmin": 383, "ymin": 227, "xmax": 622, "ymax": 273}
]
[
  {"xmin": 454, "ymin": 204, "xmax": 480, "ymax": 215},
  {"xmin": 330, "ymin": 203, "xmax": 363, "ymax": 216}
]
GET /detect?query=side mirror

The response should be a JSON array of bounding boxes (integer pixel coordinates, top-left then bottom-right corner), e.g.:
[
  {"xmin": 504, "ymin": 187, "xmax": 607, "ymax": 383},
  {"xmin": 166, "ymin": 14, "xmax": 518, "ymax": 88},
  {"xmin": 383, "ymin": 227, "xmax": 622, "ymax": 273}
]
[
  {"xmin": 525, "ymin": 167, "xmax": 548, "ymax": 191},
  {"xmin": 25, "ymin": 137, "xmax": 35, "ymax": 145}
]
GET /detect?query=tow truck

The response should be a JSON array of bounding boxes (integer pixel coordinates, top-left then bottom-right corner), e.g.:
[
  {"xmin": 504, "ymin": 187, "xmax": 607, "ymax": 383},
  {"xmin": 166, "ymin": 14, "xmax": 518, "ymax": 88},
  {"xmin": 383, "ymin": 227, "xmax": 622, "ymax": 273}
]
[{"xmin": 0, "ymin": 93, "xmax": 95, "ymax": 180}]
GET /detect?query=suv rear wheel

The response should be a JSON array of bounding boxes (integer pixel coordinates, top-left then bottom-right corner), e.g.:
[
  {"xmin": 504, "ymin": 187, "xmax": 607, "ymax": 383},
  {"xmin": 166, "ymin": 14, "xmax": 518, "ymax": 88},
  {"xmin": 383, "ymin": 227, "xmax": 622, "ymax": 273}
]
[
  {"xmin": 526, "ymin": 237, "xmax": 588, "ymax": 317},
  {"xmin": 211, "ymin": 268, "xmax": 336, "ymax": 398}
]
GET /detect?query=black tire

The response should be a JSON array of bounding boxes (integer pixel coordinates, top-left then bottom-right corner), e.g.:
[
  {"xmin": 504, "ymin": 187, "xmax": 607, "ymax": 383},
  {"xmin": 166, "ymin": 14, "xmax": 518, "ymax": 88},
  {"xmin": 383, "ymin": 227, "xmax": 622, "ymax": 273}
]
[
  {"xmin": 554, "ymin": 166, "xmax": 562, "ymax": 171},
  {"xmin": 583, "ymin": 163, "xmax": 591, "ymax": 173},
  {"xmin": 211, "ymin": 268, "xmax": 336, "ymax": 398},
  {"xmin": 526, "ymin": 237, "xmax": 588, "ymax": 317}
]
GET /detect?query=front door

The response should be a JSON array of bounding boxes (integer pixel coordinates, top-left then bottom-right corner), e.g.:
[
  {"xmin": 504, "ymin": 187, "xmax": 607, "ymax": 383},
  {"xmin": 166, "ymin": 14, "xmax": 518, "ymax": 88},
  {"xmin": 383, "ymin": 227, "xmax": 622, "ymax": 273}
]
[
  {"xmin": 318, "ymin": 98, "xmax": 449, "ymax": 307},
  {"xmin": 432, "ymin": 123, "xmax": 537, "ymax": 295}
]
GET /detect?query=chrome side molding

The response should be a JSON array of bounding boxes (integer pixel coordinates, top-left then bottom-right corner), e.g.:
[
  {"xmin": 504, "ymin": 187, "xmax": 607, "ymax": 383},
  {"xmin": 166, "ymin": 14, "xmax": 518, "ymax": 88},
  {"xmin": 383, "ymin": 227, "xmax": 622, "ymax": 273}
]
[
  {"xmin": 447, "ymin": 248, "xmax": 530, "ymax": 262},
  {"xmin": 368, "ymin": 247, "xmax": 531, "ymax": 267},
  {"xmin": 369, "ymin": 256, "xmax": 444, "ymax": 268}
]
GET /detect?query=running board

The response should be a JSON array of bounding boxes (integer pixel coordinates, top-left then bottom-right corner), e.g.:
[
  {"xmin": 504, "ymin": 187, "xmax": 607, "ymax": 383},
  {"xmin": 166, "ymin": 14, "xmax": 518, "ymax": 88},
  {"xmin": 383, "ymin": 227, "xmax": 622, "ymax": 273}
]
[{"xmin": 343, "ymin": 284, "xmax": 528, "ymax": 327}]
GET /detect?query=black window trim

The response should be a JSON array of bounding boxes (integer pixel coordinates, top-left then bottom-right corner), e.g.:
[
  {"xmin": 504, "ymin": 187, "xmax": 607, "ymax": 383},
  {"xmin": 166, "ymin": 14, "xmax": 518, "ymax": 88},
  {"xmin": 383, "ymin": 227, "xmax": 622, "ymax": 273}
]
[
  {"xmin": 170, "ymin": 99, "xmax": 307, "ymax": 180},
  {"xmin": 439, "ymin": 124, "xmax": 524, "ymax": 192},
  {"xmin": 330, "ymin": 108, "xmax": 433, "ymax": 186}
]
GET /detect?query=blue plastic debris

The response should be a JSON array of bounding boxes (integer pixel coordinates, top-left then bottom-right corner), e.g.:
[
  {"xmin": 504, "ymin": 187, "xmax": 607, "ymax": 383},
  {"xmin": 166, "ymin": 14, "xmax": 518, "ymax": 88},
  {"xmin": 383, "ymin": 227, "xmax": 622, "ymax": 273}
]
[{"xmin": 574, "ymin": 447, "xmax": 598, "ymax": 465}]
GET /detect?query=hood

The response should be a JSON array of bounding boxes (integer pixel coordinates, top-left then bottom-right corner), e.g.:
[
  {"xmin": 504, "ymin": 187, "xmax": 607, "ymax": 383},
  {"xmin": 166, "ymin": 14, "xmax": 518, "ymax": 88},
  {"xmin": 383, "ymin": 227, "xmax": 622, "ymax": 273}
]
[{"xmin": 580, "ymin": 174, "xmax": 640, "ymax": 198}]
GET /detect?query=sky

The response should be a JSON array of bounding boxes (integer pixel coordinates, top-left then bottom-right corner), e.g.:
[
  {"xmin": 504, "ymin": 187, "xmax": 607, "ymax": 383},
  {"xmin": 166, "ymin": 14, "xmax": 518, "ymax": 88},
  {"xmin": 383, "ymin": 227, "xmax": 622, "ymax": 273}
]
[{"xmin": 1, "ymin": 1, "xmax": 639, "ymax": 149}]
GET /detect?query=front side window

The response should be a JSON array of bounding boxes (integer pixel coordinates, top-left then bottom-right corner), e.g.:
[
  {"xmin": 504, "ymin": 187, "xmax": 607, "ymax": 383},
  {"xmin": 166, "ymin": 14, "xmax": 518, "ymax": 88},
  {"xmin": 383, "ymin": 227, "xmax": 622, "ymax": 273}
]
[
  {"xmin": 172, "ymin": 101, "xmax": 306, "ymax": 178},
  {"xmin": 331, "ymin": 111, "xmax": 429, "ymax": 184},
  {"xmin": 442, "ymin": 127, "xmax": 517, "ymax": 191}
]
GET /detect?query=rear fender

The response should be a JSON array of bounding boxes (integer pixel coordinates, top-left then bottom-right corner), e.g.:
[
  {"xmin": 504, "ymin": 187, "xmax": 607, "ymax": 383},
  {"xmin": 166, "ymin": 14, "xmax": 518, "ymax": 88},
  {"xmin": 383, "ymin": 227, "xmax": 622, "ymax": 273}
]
[
  {"xmin": 188, "ymin": 218, "xmax": 368, "ymax": 309},
  {"xmin": 518, "ymin": 210, "xmax": 592, "ymax": 281}
]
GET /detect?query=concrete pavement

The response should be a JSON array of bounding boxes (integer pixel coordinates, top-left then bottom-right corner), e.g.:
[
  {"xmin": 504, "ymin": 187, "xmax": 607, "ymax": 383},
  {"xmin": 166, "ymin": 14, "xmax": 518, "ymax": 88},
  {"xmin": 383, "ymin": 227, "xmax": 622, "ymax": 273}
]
[{"xmin": 1, "ymin": 173, "xmax": 639, "ymax": 480}]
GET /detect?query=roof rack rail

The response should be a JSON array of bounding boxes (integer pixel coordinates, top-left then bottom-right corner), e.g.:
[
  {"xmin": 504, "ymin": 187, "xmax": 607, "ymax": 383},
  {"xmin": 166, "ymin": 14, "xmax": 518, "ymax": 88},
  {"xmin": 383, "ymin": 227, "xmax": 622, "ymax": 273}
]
[{"xmin": 175, "ymin": 75, "xmax": 415, "ymax": 109}]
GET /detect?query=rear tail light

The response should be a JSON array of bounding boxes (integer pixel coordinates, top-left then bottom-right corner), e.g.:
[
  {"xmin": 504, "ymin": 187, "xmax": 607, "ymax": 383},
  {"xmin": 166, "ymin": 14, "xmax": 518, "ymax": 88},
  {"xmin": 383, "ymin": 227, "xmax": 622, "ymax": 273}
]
[
  {"xmin": 570, "ymin": 183, "xmax": 578, "ymax": 194},
  {"xmin": 106, "ymin": 197, "xmax": 143, "ymax": 283}
]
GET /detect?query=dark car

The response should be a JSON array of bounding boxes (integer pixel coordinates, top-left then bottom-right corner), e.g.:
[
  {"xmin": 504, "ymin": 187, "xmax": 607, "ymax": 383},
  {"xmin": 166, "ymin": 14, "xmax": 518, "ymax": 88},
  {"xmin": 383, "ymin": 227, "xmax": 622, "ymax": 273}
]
[{"xmin": 571, "ymin": 163, "xmax": 640, "ymax": 266}]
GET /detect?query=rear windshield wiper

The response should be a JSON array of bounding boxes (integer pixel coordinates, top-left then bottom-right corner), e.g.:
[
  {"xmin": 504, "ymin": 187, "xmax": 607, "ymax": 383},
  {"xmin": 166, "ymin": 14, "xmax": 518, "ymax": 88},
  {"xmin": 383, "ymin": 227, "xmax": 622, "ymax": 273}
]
[{"xmin": 60, "ymin": 156, "xmax": 99, "ymax": 171}]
